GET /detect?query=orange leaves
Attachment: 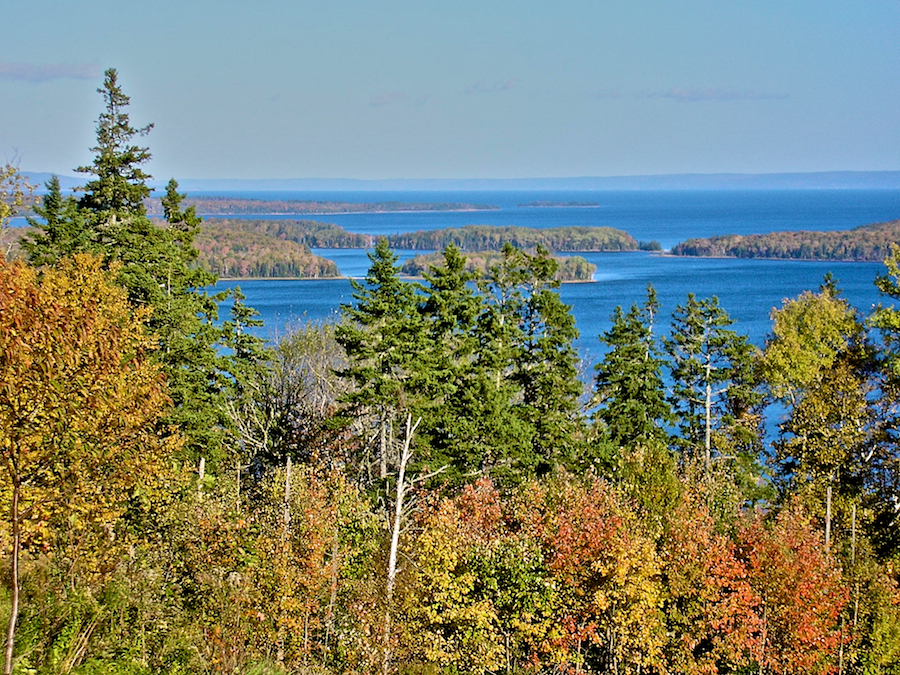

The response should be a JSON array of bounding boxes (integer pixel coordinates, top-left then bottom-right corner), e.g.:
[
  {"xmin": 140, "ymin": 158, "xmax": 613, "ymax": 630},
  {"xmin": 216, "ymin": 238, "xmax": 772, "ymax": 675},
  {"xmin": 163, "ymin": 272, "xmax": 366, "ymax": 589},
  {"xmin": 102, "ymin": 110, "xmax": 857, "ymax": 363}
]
[
  {"xmin": 660, "ymin": 494, "xmax": 763, "ymax": 673},
  {"xmin": 739, "ymin": 503, "xmax": 849, "ymax": 674},
  {"xmin": 527, "ymin": 476, "xmax": 664, "ymax": 672}
]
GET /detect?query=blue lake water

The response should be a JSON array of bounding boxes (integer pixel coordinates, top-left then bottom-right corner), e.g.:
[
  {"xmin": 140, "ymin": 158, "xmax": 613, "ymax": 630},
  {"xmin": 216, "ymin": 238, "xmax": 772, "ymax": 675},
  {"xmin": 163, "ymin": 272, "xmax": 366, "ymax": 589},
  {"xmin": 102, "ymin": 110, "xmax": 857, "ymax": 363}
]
[
  {"xmin": 201, "ymin": 188, "xmax": 900, "ymax": 250},
  {"xmin": 212, "ymin": 189, "xmax": 900, "ymax": 362}
]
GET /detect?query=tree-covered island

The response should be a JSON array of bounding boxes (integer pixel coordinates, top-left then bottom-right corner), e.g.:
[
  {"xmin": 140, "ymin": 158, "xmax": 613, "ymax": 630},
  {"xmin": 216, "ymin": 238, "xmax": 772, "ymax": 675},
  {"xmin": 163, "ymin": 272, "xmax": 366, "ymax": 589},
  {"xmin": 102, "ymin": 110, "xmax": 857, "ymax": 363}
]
[
  {"xmin": 401, "ymin": 247, "xmax": 597, "ymax": 281},
  {"xmin": 672, "ymin": 219, "xmax": 900, "ymax": 261},
  {"xmin": 386, "ymin": 224, "xmax": 640, "ymax": 251}
]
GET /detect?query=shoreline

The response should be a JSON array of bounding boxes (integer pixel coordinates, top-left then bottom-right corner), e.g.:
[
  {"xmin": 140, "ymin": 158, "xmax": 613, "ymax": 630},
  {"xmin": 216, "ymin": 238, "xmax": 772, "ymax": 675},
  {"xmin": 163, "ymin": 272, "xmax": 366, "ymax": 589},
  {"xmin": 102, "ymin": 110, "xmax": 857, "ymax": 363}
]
[
  {"xmin": 172, "ymin": 207, "xmax": 501, "ymax": 218},
  {"xmin": 661, "ymin": 253, "xmax": 884, "ymax": 264}
]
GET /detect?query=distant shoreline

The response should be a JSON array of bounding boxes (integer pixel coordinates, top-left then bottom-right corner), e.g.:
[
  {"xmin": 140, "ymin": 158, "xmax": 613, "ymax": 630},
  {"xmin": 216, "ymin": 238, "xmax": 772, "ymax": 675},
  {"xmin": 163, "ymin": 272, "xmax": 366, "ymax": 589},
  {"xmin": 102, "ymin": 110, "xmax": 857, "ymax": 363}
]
[{"xmin": 191, "ymin": 207, "xmax": 496, "ymax": 217}]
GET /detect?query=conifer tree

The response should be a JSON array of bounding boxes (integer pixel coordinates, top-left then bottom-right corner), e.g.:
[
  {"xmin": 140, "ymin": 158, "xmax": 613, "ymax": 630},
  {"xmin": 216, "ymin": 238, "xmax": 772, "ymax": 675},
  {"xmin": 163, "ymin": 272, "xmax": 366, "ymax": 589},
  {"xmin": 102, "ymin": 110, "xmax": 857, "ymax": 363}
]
[
  {"xmin": 416, "ymin": 244, "xmax": 486, "ymax": 478},
  {"xmin": 664, "ymin": 293, "xmax": 762, "ymax": 477},
  {"xmin": 511, "ymin": 246, "xmax": 585, "ymax": 469},
  {"xmin": 21, "ymin": 175, "xmax": 90, "ymax": 266},
  {"xmin": 76, "ymin": 69, "xmax": 153, "ymax": 219},
  {"xmin": 25, "ymin": 69, "xmax": 266, "ymax": 464},
  {"xmin": 337, "ymin": 238, "xmax": 429, "ymax": 482},
  {"xmin": 594, "ymin": 288, "xmax": 672, "ymax": 449},
  {"xmin": 470, "ymin": 244, "xmax": 583, "ymax": 481}
]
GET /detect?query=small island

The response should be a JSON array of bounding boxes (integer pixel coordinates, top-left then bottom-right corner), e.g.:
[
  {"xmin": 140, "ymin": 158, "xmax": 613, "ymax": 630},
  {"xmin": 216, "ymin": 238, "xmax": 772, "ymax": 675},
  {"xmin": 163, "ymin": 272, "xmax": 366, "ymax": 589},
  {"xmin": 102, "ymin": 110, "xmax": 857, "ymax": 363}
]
[
  {"xmin": 145, "ymin": 196, "xmax": 499, "ymax": 216},
  {"xmin": 519, "ymin": 201, "xmax": 601, "ymax": 208},
  {"xmin": 401, "ymin": 250, "xmax": 597, "ymax": 282},
  {"xmin": 670, "ymin": 219, "xmax": 900, "ymax": 262},
  {"xmin": 386, "ymin": 224, "xmax": 638, "ymax": 251}
]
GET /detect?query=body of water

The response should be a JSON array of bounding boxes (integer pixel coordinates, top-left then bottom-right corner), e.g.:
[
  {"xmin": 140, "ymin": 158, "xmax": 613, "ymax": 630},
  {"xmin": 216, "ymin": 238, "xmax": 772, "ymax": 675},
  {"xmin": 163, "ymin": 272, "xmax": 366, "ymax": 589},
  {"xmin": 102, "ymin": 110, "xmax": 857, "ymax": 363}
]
[
  {"xmin": 212, "ymin": 189, "xmax": 900, "ymax": 360},
  {"xmin": 200, "ymin": 188, "xmax": 900, "ymax": 250}
]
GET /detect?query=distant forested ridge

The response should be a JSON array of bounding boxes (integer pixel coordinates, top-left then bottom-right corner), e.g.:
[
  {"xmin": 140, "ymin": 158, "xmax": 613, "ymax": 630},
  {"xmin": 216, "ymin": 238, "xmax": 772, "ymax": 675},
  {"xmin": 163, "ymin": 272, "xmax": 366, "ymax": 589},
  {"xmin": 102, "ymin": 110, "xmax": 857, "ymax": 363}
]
[
  {"xmin": 386, "ymin": 224, "xmax": 639, "ymax": 251},
  {"xmin": 145, "ymin": 196, "xmax": 499, "ymax": 215},
  {"xmin": 194, "ymin": 220, "xmax": 340, "ymax": 278},
  {"xmin": 671, "ymin": 219, "xmax": 900, "ymax": 261},
  {"xmin": 401, "ymin": 249, "xmax": 597, "ymax": 281},
  {"xmin": 518, "ymin": 201, "xmax": 601, "ymax": 208}
]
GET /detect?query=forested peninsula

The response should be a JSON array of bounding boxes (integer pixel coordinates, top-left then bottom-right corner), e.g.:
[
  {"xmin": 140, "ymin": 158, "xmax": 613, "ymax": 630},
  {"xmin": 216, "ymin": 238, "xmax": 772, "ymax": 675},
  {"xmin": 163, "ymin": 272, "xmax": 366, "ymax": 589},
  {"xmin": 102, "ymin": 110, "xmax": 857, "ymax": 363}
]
[
  {"xmin": 672, "ymin": 219, "xmax": 900, "ymax": 261},
  {"xmin": 145, "ymin": 195, "xmax": 498, "ymax": 215},
  {"xmin": 402, "ymin": 248, "xmax": 597, "ymax": 281}
]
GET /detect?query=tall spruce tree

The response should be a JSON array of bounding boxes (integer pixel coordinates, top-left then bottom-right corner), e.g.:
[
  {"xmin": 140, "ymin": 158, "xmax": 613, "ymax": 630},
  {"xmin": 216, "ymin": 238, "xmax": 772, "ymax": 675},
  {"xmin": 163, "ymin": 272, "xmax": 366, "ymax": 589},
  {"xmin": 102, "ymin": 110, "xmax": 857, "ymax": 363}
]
[
  {"xmin": 472, "ymin": 244, "xmax": 582, "ymax": 481},
  {"xmin": 594, "ymin": 287, "xmax": 672, "ymax": 449},
  {"xmin": 664, "ymin": 294, "xmax": 763, "ymax": 477},
  {"xmin": 25, "ymin": 68, "xmax": 266, "ymax": 465},
  {"xmin": 336, "ymin": 238, "xmax": 430, "ymax": 483},
  {"xmin": 416, "ymin": 244, "xmax": 486, "ymax": 479},
  {"xmin": 511, "ymin": 246, "xmax": 585, "ymax": 470}
]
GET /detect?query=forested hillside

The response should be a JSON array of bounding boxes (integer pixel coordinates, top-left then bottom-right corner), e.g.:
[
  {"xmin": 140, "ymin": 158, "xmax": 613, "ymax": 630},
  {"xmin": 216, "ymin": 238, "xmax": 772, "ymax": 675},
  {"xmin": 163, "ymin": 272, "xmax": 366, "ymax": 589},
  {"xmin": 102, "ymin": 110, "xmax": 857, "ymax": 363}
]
[
  {"xmin": 195, "ymin": 221, "xmax": 340, "ymax": 278},
  {"xmin": 672, "ymin": 219, "xmax": 900, "ymax": 260},
  {"xmin": 401, "ymin": 246, "xmax": 597, "ymax": 281},
  {"xmin": 3, "ymin": 70, "xmax": 900, "ymax": 675}
]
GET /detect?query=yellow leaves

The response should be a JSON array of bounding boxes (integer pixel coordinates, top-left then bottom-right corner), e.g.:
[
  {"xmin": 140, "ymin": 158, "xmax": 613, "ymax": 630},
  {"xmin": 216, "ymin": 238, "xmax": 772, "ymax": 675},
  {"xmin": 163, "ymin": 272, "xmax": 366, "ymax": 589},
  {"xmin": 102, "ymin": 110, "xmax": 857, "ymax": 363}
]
[
  {"xmin": 763, "ymin": 286, "xmax": 861, "ymax": 401},
  {"xmin": 0, "ymin": 253, "xmax": 179, "ymax": 569},
  {"xmin": 0, "ymin": 163, "xmax": 33, "ymax": 232}
]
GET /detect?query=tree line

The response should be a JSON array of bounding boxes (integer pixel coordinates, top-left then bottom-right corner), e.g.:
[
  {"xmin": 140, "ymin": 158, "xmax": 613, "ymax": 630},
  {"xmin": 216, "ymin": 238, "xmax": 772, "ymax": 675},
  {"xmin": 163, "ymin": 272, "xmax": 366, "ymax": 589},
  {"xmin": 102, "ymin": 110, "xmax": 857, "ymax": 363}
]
[
  {"xmin": 672, "ymin": 219, "xmax": 900, "ymax": 261},
  {"xmin": 2, "ymin": 69, "xmax": 900, "ymax": 675}
]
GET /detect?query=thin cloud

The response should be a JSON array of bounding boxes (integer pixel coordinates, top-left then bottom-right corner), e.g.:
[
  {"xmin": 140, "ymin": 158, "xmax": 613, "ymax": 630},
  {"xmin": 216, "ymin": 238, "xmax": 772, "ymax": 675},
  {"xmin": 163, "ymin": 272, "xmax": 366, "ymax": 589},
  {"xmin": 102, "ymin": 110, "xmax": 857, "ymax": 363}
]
[
  {"xmin": 644, "ymin": 86, "xmax": 789, "ymax": 102},
  {"xmin": 370, "ymin": 90, "xmax": 408, "ymax": 107},
  {"xmin": 465, "ymin": 78, "xmax": 518, "ymax": 95},
  {"xmin": 368, "ymin": 90, "xmax": 432, "ymax": 107},
  {"xmin": 0, "ymin": 62, "xmax": 101, "ymax": 83}
]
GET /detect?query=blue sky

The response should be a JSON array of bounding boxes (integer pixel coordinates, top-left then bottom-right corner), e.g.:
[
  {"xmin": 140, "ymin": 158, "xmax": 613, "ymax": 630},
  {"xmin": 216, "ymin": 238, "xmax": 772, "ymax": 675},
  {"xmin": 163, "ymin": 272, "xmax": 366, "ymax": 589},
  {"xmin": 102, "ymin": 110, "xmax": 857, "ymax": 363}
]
[{"xmin": 2, "ymin": 0, "xmax": 898, "ymax": 180}]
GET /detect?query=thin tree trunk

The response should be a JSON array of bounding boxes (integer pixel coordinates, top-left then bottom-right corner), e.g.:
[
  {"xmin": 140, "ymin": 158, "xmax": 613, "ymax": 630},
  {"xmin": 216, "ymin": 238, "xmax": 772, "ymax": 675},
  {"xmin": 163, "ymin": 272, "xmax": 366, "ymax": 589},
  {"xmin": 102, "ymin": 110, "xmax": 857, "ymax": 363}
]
[
  {"xmin": 277, "ymin": 457, "xmax": 292, "ymax": 667},
  {"xmin": 379, "ymin": 414, "xmax": 387, "ymax": 480},
  {"xmin": 382, "ymin": 415, "xmax": 420, "ymax": 675},
  {"xmin": 5, "ymin": 484, "xmax": 20, "ymax": 675},
  {"xmin": 825, "ymin": 481, "xmax": 832, "ymax": 553},
  {"xmin": 704, "ymin": 373, "xmax": 712, "ymax": 474}
]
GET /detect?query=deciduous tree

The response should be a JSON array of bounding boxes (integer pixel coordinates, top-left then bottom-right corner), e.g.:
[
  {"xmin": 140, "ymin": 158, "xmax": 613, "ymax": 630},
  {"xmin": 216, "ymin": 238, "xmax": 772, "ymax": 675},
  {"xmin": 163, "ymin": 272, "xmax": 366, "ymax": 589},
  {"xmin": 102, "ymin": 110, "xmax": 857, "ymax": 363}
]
[{"xmin": 0, "ymin": 254, "xmax": 179, "ymax": 675}]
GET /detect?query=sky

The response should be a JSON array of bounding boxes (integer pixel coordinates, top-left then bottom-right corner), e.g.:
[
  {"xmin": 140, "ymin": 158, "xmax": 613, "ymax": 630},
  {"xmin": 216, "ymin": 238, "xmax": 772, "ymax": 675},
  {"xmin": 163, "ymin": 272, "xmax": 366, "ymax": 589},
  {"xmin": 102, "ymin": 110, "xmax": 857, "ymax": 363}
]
[{"xmin": 2, "ymin": 0, "xmax": 899, "ymax": 180}]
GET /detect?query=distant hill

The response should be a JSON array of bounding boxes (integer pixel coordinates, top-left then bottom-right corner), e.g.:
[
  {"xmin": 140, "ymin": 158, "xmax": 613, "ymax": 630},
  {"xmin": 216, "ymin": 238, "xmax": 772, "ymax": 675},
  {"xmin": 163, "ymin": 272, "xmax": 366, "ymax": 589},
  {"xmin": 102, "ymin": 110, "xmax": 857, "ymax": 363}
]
[
  {"xmin": 22, "ymin": 171, "xmax": 900, "ymax": 193},
  {"xmin": 671, "ymin": 219, "xmax": 900, "ymax": 262}
]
